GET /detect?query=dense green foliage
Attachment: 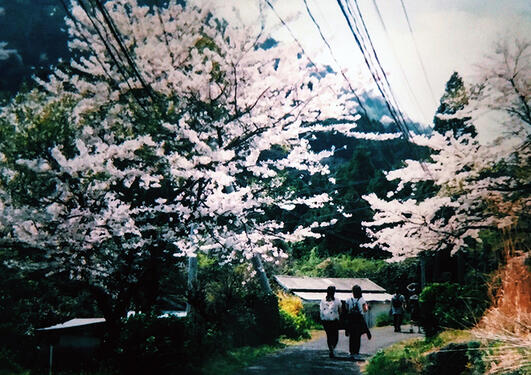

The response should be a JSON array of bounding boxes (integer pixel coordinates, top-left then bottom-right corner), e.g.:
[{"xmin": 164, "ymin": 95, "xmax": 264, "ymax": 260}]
[
  {"xmin": 419, "ymin": 282, "xmax": 489, "ymax": 337},
  {"xmin": 2, "ymin": 3, "xmax": 524, "ymax": 374},
  {"xmin": 365, "ymin": 330, "xmax": 485, "ymax": 375},
  {"xmin": 433, "ymin": 72, "xmax": 476, "ymax": 138},
  {"xmin": 284, "ymin": 250, "xmax": 419, "ymax": 295}
]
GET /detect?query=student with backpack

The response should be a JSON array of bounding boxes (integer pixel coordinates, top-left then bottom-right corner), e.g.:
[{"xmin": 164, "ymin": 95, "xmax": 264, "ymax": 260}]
[
  {"xmin": 320, "ymin": 285, "xmax": 342, "ymax": 358},
  {"xmin": 346, "ymin": 285, "xmax": 371, "ymax": 360},
  {"xmin": 391, "ymin": 291, "xmax": 406, "ymax": 332}
]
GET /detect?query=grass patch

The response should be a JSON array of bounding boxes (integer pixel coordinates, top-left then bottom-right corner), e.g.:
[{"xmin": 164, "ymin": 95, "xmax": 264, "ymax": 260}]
[
  {"xmin": 201, "ymin": 345, "xmax": 282, "ymax": 375},
  {"xmin": 365, "ymin": 330, "xmax": 475, "ymax": 375}
]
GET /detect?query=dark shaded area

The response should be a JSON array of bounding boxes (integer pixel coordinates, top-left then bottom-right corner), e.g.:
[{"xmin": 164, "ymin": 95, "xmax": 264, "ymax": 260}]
[{"xmin": 0, "ymin": 0, "xmax": 69, "ymax": 97}]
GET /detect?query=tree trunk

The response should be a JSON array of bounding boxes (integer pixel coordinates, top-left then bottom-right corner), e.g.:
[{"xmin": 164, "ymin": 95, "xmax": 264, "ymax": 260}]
[{"xmin": 251, "ymin": 253, "xmax": 272, "ymax": 294}]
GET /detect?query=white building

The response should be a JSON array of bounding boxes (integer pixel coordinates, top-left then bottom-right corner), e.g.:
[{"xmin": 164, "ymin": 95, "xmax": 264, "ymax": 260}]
[{"xmin": 274, "ymin": 275, "xmax": 392, "ymax": 327}]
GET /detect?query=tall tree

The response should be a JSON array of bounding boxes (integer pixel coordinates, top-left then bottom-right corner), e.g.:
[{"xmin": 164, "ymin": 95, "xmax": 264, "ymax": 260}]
[
  {"xmin": 433, "ymin": 71, "xmax": 476, "ymax": 138},
  {"xmin": 362, "ymin": 40, "xmax": 530, "ymax": 261},
  {"xmin": 0, "ymin": 0, "xmax": 364, "ymax": 327}
]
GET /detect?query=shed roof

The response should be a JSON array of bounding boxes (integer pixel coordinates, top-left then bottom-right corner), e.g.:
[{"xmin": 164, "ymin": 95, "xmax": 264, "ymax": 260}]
[
  {"xmin": 274, "ymin": 275, "xmax": 386, "ymax": 293},
  {"xmin": 293, "ymin": 291, "xmax": 392, "ymax": 302},
  {"xmin": 37, "ymin": 318, "xmax": 106, "ymax": 331}
]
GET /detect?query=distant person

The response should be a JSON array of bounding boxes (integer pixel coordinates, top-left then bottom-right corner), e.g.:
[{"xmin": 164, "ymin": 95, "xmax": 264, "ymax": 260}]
[
  {"xmin": 320, "ymin": 285, "xmax": 342, "ymax": 358},
  {"xmin": 407, "ymin": 282, "xmax": 421, "ymax": 333},
  {"xmin": 408, "ymin": 293, "xmax": 421, "ymax": 333},
  {"xmin": 391, "ymin": 291, "xmax": 406, "ymax": 332},
  {"xmin": 346, "ymin": 285, "xmax": 371, "ymax": 360}
]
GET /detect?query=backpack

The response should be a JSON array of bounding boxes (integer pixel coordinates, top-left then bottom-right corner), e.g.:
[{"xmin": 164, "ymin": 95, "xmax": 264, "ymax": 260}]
[
  {"xmin": 348, "ymin": 298, "xmax": 362, "ymax": 316},
  {"xmin": 346, "ymin": 298, "xmax": 363, "ymax": 326},
  {"xmin": 392, "ymin": 295, "xmax": 402, "ymax": 308}
]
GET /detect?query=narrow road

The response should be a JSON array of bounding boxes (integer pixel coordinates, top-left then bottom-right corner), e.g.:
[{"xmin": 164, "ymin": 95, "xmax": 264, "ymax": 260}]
[{"xmin": 238, "ymin": 326, "xmax": 423, "ymax": 375}]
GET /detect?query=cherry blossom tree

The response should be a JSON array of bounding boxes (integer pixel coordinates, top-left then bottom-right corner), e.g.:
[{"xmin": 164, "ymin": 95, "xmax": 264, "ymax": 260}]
[
  {"xmin": 362, "ymin": 40, "xmax": 530, "ymax": 261},
  {"xmin": 0, "ymin": 0, "xmax": 375, "ymax": 323}
]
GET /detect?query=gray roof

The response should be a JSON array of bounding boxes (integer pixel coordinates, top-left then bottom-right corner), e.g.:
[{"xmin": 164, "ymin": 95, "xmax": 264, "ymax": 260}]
[
  {"xmin": 37, "ymin": 318, "xmax": 106, "ymax": 331},
  {"xmin": 274, "ymin": 275, "xmax": 386, "ymax": 293},
  {"xmin": 293, "ymin": 291, "xmax": 392, "ymax": 302}
]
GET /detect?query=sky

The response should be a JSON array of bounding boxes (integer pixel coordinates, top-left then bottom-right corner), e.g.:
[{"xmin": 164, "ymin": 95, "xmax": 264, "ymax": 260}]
[{"xmin": 210, "ymin": 0, "xmax": 530, "ymax": 136}]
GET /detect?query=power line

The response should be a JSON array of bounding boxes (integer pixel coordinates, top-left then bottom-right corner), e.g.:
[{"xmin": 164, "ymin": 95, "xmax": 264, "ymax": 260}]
[
  {"xmin": 399, "ymin": 0, "xmax": 437, "ymax": 106},
  {"xmin": 336, "ymin": 0, "xmax": 410, "ymax": 139},
  {"xmin": 302, "ymin": 0, "xmax": 368, "ymax": 117},
  {"xmin": 264, "ymin": 0, "xmax": 318, "ymax": 68},
  {"xmin": 348, "ymin": 0, "xmax": 410, "ymax": 133},
  {"xmin": 371, "ymin": 0, "xmax": 430, "ymax": 124},
  {"xmin": 336, "ymin": 0, "xmax": 433, "ymax": 177}
]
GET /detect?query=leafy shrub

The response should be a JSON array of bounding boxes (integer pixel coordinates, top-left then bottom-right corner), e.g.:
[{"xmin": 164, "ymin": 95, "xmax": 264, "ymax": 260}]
[
  {"xmin": 192, "ymin": 256, "xmax": 280, "ymax": 349},
  {"xmin": 419, "ymin": 282, "xmax": 488, "ymax": 336},
  {"xmin": 365, "ymin": 330, "xmax": 480, "ymax": 375},
  {"xmin": 277, "ymin": 291, "xmax": 304, "ymax": 316},
  {"xmin": 0, "ymin": 348, "xmax": 25, "ymax": 375},
  {"xmin": 301, "ymin": 303, "xmax": 322, "ymax": 329},
  {"xmin": 366, "ymin": 346, "xmax": 420, "ymax": 375},
  {"xmin": 116, "ymin": 314, "xmax": 188, "ymax": 375},
  {"xmin": 278, "ymin": 309, "xmax": 311, "ymax": 340},
  {"xmin": 375, "ymin": 312, "xmax": 393, "ymax": 327},
  {"xmin": 423, "ymin": 341, "xmax": 485, "ymax": 375},
  {"xmin": 287, "ymin": 253, "xmax": 419, "ymax": 295},
  {"xmin": 277, "ymin": 292, "xmax": 310, "ymax": 339}
]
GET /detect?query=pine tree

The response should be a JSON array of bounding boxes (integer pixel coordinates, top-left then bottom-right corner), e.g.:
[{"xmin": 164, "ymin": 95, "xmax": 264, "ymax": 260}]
[{"xmin": 433, "ymin": 72, "xmax": 477, "ymax": 138}]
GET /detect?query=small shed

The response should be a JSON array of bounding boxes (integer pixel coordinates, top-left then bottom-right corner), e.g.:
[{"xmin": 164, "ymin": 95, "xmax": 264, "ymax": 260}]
[
  {"xmin": 37, "ymin": 318, "xmax": 107, "ymax": 373},
  {"xmin": 274, "ymin": 275, "xmax": 392, "ymax": 327},
  {"xmin": 37, "ymin": 318, "xmax": 106, "ymax": 349}
]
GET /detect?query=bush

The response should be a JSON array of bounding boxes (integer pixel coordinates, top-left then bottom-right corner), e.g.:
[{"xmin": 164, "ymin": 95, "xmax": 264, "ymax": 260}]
[
  {"xmin": 366, "ymin": 345, "xmax": 420, "ymax": 375},
  {"xmin": 277, "ymin": 292, "xmax": 311, "ymax": 340},
  {"xmin": 278, "ymin": 309, "xmax": 311, "ymax": 340},
  {"xmin": 375, "ymin": 312, "xmax": 393, "ymax": 327},
  {"xmin": 419, "ymin": 282, "xmax": 488, "ymax": 336},
  {"xmin": 365, "ymin": 330, "xmax": 481, "ymax": 375},
  {"xmin": 287, "ymin": 253, "xmax": 419, "ymax": 295},
  {"xmin": 116, "ymin": 314, "xmax": 188, "ymax": 375},
  {"xmin": 423, "ymin": 341, "xmax": 485, "ymax": 375}
]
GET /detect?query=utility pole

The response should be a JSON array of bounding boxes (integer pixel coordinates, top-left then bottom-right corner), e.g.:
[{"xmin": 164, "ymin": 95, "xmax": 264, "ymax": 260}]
[{"xmin": 186, "ymin": 225, "xmax": 198, "ymax": 314}]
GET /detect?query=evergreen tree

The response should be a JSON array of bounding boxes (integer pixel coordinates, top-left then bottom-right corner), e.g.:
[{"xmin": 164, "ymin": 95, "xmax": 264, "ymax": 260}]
[{"xmin": 433, "ymin": 72, "xmax": 477, "ymax": 138}]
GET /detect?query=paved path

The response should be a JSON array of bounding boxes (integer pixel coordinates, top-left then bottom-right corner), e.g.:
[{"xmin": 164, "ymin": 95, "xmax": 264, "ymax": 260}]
[{"xmin": 238, "ymin": 326, "xmax": 423, "ymax": 375}]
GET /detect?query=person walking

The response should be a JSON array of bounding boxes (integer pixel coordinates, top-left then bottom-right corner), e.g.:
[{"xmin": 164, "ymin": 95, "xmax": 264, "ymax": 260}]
[
  {"xmin": 391, "ymin": 291, "xmax": 406, "ymax": 332},
  {"xmin": 346, "ymin": 285, "xmax": 370, "ymax": 360},
  {"xmin": 319, "ymin": 285, "xmax": 342, "ymax": 358}
]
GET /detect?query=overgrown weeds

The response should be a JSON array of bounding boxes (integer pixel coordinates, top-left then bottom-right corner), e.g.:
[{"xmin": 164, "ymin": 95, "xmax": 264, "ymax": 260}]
[{"xmin": 473, "ymin": 253, "xmax": 531, "ymax": 374}]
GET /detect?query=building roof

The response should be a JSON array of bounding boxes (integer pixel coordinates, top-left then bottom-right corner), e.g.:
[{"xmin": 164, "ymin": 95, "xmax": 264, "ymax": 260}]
[
  {"xmin": 274, "ymin": 275, "xmax": 386, "ymax": 293},
  {"xmin": 293, "ymin": 291, "xmax": 392, "ymax": 302},
  {"xmin": 274, "ymin": 275, "xmax": 391, "ymax": 302},
  {"xmin": 37, "ymin": 318, "xmax": 106, "ymax": 331}
]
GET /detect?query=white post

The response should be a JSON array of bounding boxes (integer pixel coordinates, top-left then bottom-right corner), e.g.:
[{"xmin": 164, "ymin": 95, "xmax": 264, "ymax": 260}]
[
  {"xmin": 49, "ymin": 344, "xmax": 53, "ymax": 375},
  {"xmin": 186, "ymin": 255, "xmax": 198, "ymax": 314}
]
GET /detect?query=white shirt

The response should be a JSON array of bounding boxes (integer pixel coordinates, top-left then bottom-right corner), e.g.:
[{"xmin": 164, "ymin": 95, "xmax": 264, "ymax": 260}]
[
  {"xmin": 346, "ymin": 296, "xmax": 366, "ymax": 315},
  {"xmin": 320, "ymin": 298, "xmax": 342, "ymax": 321}
]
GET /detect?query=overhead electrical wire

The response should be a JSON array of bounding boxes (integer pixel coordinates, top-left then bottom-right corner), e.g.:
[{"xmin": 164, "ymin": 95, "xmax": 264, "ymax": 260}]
[
  {"xmin": 264, "ymin": 0, "xmax": 318, "ymax": 68},
  {"xmin": 336, "ymin": 0, "xmax": 410, "ymax": 139},
  {"xmin": 347, "ymin": 0, "xmax": 410, "ymax": 133},
  {"xmin": 399, "ymin": 0, "xmax": 437, "ymax": 106},
  {"xmin": 61, "ymin": 0, "xmax": 154, "ymax": 113},
  {"xmin": 266, "ymin": 0, "xmax": 373, "ymax": 121},
  {"xmin": 302, "ymin": 0, "xmax": 368, "ymax": 117},
  {"xmin": 371, "ymin": 0, "xmax": 430, "ymax": 124},
  {"xmin": 335, "ymin": 0, "xmax": 433, "ymax": 176}
]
